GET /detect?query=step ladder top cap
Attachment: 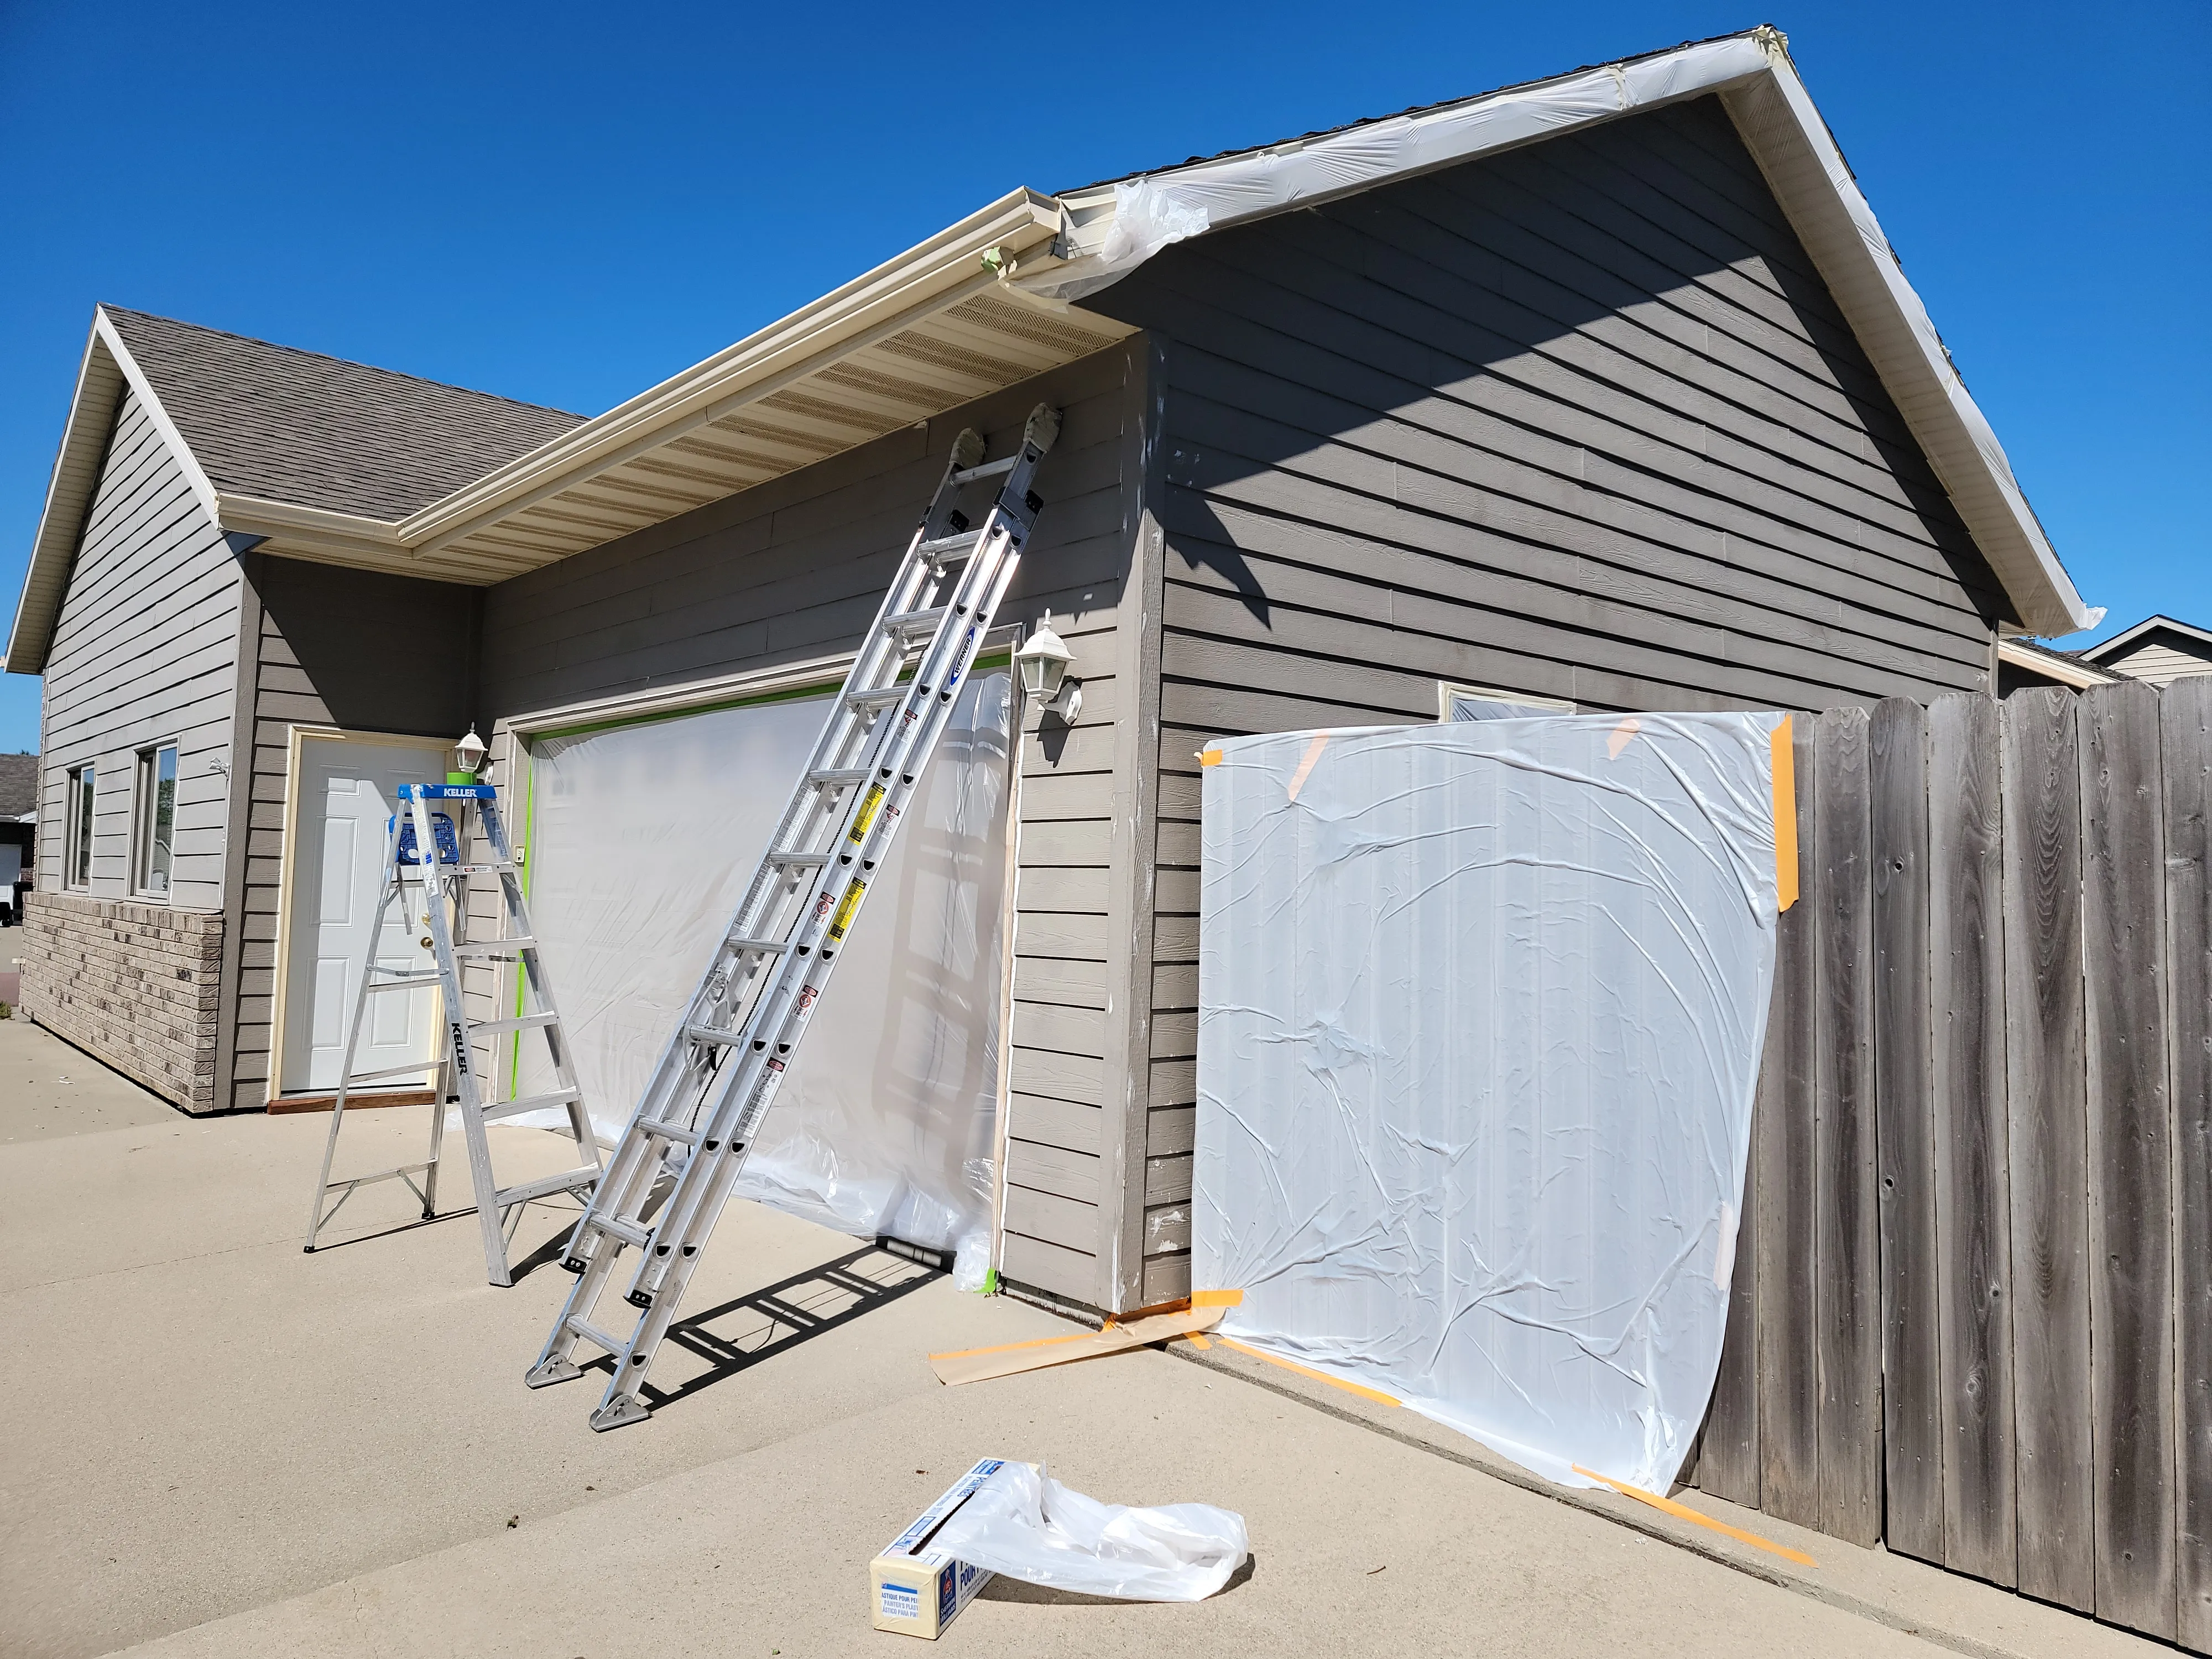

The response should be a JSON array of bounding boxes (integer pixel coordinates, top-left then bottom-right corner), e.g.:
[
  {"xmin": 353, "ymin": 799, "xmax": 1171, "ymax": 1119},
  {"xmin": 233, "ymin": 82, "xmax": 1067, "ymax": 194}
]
[{"xmin": 400, "ymin": 783, "xmax": 497, "ymax": 800}]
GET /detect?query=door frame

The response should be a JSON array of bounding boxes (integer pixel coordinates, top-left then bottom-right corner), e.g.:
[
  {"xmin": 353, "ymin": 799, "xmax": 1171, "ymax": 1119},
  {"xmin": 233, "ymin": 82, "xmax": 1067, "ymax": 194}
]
[{"xmin": 265, "ymin": 724, "xmax": 452, "ymax": 1106}]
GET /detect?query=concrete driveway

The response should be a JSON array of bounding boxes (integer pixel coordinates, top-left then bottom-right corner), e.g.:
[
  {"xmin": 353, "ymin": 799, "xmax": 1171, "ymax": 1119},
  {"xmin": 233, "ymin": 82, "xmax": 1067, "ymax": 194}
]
[{"xmin": 0, "ymin": 1014, "xmax": 2164, "ymax": 1659}]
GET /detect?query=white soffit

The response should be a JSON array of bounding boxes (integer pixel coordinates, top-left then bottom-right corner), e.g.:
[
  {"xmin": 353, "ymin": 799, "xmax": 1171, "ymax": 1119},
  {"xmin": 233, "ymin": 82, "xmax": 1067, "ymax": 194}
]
[{"xmin": 1021, "ymin": 27, "xmax": 2093, "ymax": 637}]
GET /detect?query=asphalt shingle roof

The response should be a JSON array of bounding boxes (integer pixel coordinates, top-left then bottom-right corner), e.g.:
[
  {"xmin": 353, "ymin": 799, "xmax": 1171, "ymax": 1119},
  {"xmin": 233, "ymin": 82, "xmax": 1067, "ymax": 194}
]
[
  {"xmin": 0, "ymin": 753, "xmax": 36, "ymax": 819},
  {"xmin": 101, "ymin": 307, "xmax": 586, "ymax": 523}
]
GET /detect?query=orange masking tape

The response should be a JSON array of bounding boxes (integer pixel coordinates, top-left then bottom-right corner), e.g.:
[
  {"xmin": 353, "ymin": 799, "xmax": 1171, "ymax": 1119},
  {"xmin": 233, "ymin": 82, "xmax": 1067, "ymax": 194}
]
[
  {"xmin": 1572, "ymin": 1465, "xmax": 1815, "ymax": 1567},
  {"xmin": 1190, "ymin": 1288, "xmax": 1243, "ymax": 1307},
  {"xmin": 1770, "ymin": 715, "xmax": 1798, "ymax": 912},
  {"xmin": 1217, "ymin": 1337, "xmax": 1400, "ymax": 1406},
  {"xmin": 1199, "ymin": 748, "xmax": 1224, "ymax": 766}
]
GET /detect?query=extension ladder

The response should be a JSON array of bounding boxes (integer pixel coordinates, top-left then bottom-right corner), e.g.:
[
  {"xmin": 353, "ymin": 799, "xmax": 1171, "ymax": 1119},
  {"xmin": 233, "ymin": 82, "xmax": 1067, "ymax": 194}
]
[
  {"xmin": 526, "ymin": 404, "xmax": 1060, "ymax": 1428},
  {"xmin": 304, "ymin": 782, "xmax": 603, "ymax": 1285}
]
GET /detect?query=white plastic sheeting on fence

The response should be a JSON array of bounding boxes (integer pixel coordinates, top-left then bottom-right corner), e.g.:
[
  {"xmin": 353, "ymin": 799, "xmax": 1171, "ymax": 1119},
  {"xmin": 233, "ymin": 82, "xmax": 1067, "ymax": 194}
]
[
  {"xmin": 514, "ymin": 674, "xmax": 1012, "ymax": 1288},
  {"xmin": 1194, "ymin": 714, "xmax": 1788, "ymax": 1493}
]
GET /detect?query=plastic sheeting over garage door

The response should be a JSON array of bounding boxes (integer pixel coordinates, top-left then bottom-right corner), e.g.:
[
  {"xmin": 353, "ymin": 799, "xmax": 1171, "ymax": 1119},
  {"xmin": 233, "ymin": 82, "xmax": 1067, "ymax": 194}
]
[
  {"xmin": 1195, "ymin": 714, "xmax": 1788, "ymax": 1493},
  {"xmin": 515, "ymin": 674, "xmax": 1012, "ymax": 1287}
]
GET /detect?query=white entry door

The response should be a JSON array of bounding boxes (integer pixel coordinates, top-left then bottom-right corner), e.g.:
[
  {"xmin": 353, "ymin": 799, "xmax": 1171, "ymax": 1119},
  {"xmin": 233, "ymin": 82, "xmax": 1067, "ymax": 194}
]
[{"xmin": 279, "ymin": 738, "xmax": 447, "ymax": 1094}]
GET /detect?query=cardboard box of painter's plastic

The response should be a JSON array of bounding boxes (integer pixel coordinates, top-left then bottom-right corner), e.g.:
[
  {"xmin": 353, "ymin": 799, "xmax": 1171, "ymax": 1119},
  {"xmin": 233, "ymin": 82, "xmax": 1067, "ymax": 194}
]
[{"xmin": 869, "ymin": 1458, "xmax": 1008, "ymax": 1637}]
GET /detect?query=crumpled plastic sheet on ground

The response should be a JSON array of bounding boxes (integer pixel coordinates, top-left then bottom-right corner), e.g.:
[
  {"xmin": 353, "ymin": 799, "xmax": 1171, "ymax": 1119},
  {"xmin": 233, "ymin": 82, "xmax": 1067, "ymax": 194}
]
[
  {"xmin": 514, "ymin": 674, "xmax": 1011, "ymax": 1288},
  {"xmin": 1194, "ymin": 714, "xmax": 1785, "ymax": 1494},
  {"xmin": 928, "ymin": 1462, "xmax": 1249, "ymax": 1602}
]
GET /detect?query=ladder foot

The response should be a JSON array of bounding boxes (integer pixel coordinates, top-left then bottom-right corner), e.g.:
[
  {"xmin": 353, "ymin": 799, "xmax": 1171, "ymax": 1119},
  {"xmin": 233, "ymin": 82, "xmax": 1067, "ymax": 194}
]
[
  {"xmin": 589, "ymin": 1393, "xmax": 651, "ymax": 1432},
  {"xmin": 561, "ymin": 1256, "xmax": 588, "ymax": 1274},
  {"xmin": 625, "ymin": 1288, "xmax": 653, "ymax": 1310},
  {"xmin": 525, "ymin": 1356, "xmax": 582, "ymax": 1388}
]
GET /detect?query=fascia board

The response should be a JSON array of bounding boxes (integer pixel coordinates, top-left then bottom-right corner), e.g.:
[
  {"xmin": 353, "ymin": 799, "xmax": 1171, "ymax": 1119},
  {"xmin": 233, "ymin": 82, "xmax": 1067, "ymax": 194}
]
[
  {"xmin": 214, "ymin": 492, "xmax": 406, "ymax": 554},
  {"xmin": 5, "ymin": 309, "xmax": 227, "ymax": 676},
  {"xmin": 1719, "ymin": 64, "xmax": 2091, "ymax": 636},
  {"xmin": 1995, "ymin": 637, "xmax": 2116, "ymax": 690},
  {"xmin": 396, "ymin": 189, "xmax": 1063, "ymax": 559}
]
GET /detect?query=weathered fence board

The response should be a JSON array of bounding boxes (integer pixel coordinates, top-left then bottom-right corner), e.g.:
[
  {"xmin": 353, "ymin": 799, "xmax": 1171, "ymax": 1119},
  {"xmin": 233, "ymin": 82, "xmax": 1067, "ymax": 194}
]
[
  {"xmin": 1813, "ymin": 707, "xmax": 1881, "ymax": 1545},
  {"xmin": 1928, "ymin": 692, "xmax": 2018, "ymax": 1587},
  {"xmin": 1698, "ymin": 682, "xmax": 2205, "ymax": 1651},
  {"xmin": 1755, "ymin": 714, "xmax": 1822, "ymax": 1527},
  {"xmin": 2166, "ymin": 676, "xmax": 2212, "ymax": 1652},
  {"xmin": 1999, "ymin": 687, "xmax": 2094, "ymax": 1613},
  {"xmin": 2080, "ymin": 681, "xmax": 2176, "ymax": 1640},
  {"xmin": 1870, "ymin": 693, "xmax": 1945, "ymax": 1563}
]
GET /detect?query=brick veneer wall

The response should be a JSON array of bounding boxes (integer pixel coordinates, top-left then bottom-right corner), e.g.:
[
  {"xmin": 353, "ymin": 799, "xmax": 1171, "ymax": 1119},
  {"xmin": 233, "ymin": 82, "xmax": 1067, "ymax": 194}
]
[{"xmin": 19, "ymin": 891, "xmax": 222, "ymax": 1112}]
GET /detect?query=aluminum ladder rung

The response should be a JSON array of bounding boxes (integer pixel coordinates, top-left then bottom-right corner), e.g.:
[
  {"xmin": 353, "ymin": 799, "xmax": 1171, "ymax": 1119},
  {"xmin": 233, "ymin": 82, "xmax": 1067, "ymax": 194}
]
[
  {"xmin": 587, "ymin": 1212, "xmax": 651, "ymax": 1248},
  {"xmin": 363, "ymin": 973, "xmax": 442, "ymax": 992},
  {"xmin": 321, "ymin": 1160, "xmax": 432, "ymax": 1193},
  {"xmin": 479, "ymin": 1087, "xmax": 584, "ymax": 1123},
  {"xmin": 950, "ymin": 453, "xmax": 1018, "ymax": 484},
  {"xmin": 884, "ymin": 605, "xmax": 948, "ymax": 638},
  {"xmin": 567, "ymin": 1318, "xmax": 625, "ymax": 1355},
  {"xmin": 917, "ymin": 529, "xmax": 983, "ymax": 558},
  {"xmin": 469, "ymin": 1011, "xmax": 561, "ymax": 1036},
  {"xmin": 530, "ymin": 404, "xmax": 1062, "ymax": 1425},
  {"xmin": 495, "ymin": 1166, "xmax": 600, "ymax": 1209},
  {"xmin": 453, "ymin": 937, "xmax": 536, "ymax": 958}
]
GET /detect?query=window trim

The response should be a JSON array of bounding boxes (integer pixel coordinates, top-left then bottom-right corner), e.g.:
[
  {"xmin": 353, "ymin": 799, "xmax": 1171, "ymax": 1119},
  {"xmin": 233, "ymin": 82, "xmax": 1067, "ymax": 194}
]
[
  {"xmin": 64, "ymin": 761, "xmax": 96, "ymax": 889},
  {"xmin": 1437, "ymin": 681, "xmax": 1578, "ymax": 722},
  {"xmin": 133, "ymin": 740, "xmax": 181, "ymax": 898}
]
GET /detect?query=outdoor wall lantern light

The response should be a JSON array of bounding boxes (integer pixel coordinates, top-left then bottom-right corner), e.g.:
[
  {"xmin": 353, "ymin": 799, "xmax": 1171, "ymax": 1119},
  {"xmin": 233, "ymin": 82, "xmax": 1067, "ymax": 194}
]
[
  {"xmin": 1015, "ymin": 623, "xmax": 1081, "ymax": 723},
  {"xmin": 450, "ymin": 726, "xmax": 488, "ymax": 784}
]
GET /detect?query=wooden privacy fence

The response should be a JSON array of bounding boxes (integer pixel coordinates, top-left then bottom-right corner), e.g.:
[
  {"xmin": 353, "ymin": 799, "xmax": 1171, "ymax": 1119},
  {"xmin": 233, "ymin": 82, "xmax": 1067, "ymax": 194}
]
[{"xmin": 1688, "ymin": 679, "xmax": 2211, "ymax": 1650}]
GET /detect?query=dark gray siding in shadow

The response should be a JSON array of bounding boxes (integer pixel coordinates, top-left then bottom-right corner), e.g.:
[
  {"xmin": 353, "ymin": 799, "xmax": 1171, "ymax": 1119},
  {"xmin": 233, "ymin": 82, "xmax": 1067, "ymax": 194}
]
[
  {"xmin": 231, "ymin": 555, "xmax": 477, "ymax": 1108},
  {"xmin": 476, "ymin": 342, "xmax": 1147, "ymax": 1310},
  {"xmin": 1083, "ymin": 95, "xmax": 2011, "ymax": 1302}
]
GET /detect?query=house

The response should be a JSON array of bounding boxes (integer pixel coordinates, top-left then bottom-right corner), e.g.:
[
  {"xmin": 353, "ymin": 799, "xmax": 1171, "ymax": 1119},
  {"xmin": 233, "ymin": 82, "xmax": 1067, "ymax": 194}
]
[
  {"xmin": 2080, "ymin": 613, "xmax": 2212, "ymax": 686},
  {"xmin": 3, "ymin": 27, "xmax": 2094, "ymax": 1319}
]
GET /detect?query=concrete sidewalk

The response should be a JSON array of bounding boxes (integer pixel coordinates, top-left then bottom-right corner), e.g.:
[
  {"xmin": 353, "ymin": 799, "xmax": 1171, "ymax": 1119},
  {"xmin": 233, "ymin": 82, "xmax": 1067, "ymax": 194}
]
[{"xmin": 1, "ymin": 1015, "xmax": 2167, "ymax": 1658}]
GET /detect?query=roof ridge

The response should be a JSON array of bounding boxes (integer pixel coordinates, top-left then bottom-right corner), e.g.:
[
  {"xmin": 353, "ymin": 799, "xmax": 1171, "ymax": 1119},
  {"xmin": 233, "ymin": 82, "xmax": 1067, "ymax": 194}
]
[{"xmin": 96, "ymin": 304, "xmax": 586, "ymax": 421}]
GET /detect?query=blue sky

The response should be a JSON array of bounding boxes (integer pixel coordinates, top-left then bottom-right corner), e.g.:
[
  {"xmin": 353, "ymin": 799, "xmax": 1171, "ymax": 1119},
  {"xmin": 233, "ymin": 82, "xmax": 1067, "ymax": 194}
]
[{"xmin": 2, "ymin": 1, "xmax": 2204, "ymax": 753}]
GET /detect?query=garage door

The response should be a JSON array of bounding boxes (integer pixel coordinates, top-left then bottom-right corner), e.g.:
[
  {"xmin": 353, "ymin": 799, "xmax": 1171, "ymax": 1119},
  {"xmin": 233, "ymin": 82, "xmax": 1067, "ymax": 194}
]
[{"xmin": 513, "ymin": 672, "xmax": 1012, "ymax": 1287}]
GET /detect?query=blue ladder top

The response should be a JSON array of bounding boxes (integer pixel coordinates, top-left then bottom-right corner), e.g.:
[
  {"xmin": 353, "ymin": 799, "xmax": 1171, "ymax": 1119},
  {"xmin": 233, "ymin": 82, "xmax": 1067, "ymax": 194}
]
[{"xmin": 398, "ymin": 783, "xmax": 497, "ymax": 800}]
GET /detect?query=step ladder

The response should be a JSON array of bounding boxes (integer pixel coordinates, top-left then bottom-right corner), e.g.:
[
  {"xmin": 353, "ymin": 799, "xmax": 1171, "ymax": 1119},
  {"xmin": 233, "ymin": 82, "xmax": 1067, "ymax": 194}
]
[
  {"xmin": 526, "ymin": 404, "xmax": 1060, "ymax": 1428},
  {"xmin": 304, "ymin": 781, "xmax": 603, "ymax": 1285}
]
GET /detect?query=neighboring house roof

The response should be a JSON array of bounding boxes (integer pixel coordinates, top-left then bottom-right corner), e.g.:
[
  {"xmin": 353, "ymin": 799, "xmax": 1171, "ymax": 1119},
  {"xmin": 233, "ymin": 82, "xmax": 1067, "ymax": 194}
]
[
  {"xmin": 7, "ymin": 24, "xmax": 2095, "ymax": 677},
  {"xmin": 0, "ymin": 753, "xmax": 35, "ymax": 818},
  {"xmin": 1996, "ymin": 637, "xmax": 2122, "ymax": 691},
  {"xmin": 2081, "ymin": 614, "xmax": 2212, "ymax": 686}
]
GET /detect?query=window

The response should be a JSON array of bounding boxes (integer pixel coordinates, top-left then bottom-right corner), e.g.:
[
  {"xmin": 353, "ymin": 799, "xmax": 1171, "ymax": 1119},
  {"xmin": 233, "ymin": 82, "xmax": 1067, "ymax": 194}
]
[
  {"xmin": 134, "ymin": 744, "xmax": 179, "ymax": 896},
  {"xmin": 65, "ymin": 763, "xmax": 95, "ymax": 888},
  {"xmin": 1439, "ymin": 682, "xmax": 1578, "ymax": 722}
]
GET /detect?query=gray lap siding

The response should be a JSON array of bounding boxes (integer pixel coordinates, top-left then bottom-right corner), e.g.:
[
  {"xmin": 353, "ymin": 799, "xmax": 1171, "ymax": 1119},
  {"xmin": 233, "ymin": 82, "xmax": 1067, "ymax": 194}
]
[{"xmin": 1086, "ymin": 95, "xmax": 2011, "ymax": 1302}]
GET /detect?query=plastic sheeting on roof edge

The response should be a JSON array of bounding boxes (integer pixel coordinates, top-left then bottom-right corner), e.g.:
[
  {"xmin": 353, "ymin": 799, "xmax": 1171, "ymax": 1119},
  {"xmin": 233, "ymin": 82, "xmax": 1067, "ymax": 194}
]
[{"xmin": 1018, "ymin": 28, "xmax": 2093, "ymax": 638}]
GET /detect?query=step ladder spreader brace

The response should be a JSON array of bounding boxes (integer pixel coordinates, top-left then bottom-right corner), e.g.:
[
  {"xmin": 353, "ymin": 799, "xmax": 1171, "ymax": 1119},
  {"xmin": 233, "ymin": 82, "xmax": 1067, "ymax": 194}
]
[
  {"xmin": 526, "ymin": 404, "xmax": 1061, "ymax": 1430},
  {"xmin": 303, "ymin": 781, "xmax": 604, "ymax": 1286}
]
